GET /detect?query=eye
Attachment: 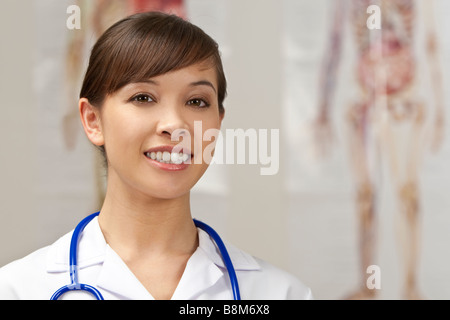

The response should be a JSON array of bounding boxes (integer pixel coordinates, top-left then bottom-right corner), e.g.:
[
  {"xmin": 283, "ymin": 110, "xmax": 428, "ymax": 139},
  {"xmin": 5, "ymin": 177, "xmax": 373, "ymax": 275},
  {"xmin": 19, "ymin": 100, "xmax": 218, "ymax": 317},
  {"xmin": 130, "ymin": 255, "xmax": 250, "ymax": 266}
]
[
  {"xmin": 130, "ymin": 93, "xmax": 155, "ymax": 104},
  {"xmin": 187, "ymin": 98, "xmax": 210, "ymax": 108}
]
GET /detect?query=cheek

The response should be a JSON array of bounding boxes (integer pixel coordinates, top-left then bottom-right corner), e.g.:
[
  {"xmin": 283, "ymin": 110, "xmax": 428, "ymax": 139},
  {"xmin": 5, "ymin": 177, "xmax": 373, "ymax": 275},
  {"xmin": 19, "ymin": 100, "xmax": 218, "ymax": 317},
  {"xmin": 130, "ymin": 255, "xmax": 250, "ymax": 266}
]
[{"xmin": 101, "ymin": 111, "xmax": 149, "ymax": 162}]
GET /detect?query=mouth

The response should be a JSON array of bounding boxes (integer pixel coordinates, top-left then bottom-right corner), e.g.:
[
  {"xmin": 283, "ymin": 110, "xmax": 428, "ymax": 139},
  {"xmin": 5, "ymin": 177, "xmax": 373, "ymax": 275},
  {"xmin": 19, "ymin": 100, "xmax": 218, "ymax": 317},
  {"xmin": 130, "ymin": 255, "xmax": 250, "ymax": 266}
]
[{"xmin": 143, "ymin": 145, "xmax": 193, "ymax": 170}]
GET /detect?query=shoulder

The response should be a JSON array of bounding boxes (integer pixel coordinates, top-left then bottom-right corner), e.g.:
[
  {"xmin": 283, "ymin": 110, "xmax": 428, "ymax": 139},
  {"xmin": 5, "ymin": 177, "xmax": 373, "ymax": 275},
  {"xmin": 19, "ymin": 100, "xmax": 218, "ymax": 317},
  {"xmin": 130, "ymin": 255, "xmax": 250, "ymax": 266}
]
[
  {"xmin": 222, "ymin": 240, "xmax": 312, "ymax": 300},
  {"xmin": 198, "ymin": 228, "xmax": 313, "ymax": 300},
  {"xmin": 0, "ymin": 228, "xmax": 74, "ymax": 300},
  {"xmin": 237, "ymin": 255, "xmax": 313, "ymax": 300},
  {"xmin": 0, "ymin": 246, "xmax": 51, "ymax": 299}
]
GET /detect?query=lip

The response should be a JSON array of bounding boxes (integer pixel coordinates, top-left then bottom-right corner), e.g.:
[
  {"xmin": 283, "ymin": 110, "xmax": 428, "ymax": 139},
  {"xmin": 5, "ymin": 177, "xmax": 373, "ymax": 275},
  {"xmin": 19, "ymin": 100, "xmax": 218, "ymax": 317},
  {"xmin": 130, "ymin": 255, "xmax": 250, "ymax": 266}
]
[{"xmin": 143, "ymin": 145, "xmax": 193, "ymax": 172}]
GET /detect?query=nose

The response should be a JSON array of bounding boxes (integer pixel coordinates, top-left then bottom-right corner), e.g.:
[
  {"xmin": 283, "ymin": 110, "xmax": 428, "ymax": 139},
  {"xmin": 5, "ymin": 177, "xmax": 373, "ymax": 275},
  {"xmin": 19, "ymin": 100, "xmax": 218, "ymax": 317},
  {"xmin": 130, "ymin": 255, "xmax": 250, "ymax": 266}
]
[{"xmin": 156, "ymin": 105, "xmax": 190, "ymax": 141}]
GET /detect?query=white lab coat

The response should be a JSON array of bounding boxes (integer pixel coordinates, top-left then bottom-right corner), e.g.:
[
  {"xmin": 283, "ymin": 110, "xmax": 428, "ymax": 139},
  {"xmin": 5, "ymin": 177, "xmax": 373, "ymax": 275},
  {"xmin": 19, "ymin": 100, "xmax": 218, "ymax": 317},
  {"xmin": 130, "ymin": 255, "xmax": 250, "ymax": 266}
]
[{"xmin": 0, "ymin": 217, "xmax": 312, "ymax": 300}]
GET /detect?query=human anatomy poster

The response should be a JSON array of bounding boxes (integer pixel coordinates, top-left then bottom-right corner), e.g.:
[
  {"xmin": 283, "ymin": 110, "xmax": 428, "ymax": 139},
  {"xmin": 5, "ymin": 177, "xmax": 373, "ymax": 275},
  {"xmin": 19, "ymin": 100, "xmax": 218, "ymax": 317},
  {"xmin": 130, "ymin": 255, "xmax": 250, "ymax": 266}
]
[{"xmin": 282, "ymin": 0, "xmax": 450, "ymax": 299}]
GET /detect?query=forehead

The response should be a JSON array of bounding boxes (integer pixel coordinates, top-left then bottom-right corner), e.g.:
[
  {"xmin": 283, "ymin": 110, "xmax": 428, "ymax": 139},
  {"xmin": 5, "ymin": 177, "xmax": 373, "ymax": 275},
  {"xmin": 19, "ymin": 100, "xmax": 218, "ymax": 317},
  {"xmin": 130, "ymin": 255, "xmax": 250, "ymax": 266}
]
[
  {"xmin": 123, "ymin": 61, "xmax": 218, "ymax": 93},
  {"xmin": 154, "ymin": 62, "xmax": 217, "ymax": 83}
]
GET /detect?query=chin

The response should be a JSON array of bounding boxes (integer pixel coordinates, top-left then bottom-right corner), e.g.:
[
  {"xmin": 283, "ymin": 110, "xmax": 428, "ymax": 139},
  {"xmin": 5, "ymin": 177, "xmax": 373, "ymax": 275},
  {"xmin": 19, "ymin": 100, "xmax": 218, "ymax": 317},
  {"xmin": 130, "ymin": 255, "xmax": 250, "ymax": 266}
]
[
  {"xmin": 151, "ymin": 171, "xmax": 206, "ymax": 198},
  {"xmin": 134, "ymin": 166, "xmax": 207, "ymax": 200},
  {"xmin": 142, "ymin": 181, "xmax": 194, "ymax": 200}
]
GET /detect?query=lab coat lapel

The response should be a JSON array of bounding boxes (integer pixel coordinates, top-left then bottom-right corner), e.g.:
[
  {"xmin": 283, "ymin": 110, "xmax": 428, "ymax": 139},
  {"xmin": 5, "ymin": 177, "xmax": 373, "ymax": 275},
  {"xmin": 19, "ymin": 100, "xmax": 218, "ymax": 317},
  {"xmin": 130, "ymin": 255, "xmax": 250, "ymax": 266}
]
[
  {"xmin": 96, "ymin": 245, "xmax": 154, "ymax": 300},
  {"xmin": 171, "ymin": 228, "xmax": 261, "ymax": 299},
  {"xmin": 170, "ymin": 247, "xmax": 224, "ymax": 299},
  {"xmin": 46, "ymin": 216, "xmax": 152, "ymax": 299},
  {"xmin": 196, "ymin": 228, "xmax": 261, "ymax": 271},
  {"xmin": 46, "ymin": 216, "xmax": 107, "ymax": 273}
]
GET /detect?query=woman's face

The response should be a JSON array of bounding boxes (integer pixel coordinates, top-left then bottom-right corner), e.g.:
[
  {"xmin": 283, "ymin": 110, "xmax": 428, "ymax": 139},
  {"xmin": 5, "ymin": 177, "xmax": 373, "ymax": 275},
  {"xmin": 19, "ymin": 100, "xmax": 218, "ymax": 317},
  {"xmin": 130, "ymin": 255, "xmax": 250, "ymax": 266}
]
[{"xmin": 81, "ymin": 61, "xmax": 224, "ymax": 199}]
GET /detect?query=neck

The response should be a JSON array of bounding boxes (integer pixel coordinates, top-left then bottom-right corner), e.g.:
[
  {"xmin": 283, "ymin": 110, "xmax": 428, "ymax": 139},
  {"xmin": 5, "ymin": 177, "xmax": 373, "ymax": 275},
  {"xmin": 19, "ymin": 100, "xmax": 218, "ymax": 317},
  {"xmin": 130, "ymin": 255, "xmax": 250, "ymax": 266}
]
[{"xmin": 97, "ymin": 174, "xmax": 198, "ymax": 260}]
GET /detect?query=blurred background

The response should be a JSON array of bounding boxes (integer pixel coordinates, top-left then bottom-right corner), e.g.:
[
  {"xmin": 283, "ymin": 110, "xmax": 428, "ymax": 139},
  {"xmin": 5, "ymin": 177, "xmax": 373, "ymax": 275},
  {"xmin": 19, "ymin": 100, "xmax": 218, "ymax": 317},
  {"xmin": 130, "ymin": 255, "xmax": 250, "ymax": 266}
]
[{"xmin": 1, "ymin": 0, "xmax": 450, "ymax": 299}]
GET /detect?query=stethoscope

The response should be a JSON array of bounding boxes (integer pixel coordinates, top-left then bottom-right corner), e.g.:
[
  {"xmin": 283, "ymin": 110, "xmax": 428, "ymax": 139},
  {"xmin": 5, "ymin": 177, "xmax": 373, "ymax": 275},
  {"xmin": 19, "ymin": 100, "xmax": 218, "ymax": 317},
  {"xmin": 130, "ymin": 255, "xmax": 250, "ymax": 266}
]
[{"xmin": 50, "ymin": 212, "xmax": 241, "ymax": 300}]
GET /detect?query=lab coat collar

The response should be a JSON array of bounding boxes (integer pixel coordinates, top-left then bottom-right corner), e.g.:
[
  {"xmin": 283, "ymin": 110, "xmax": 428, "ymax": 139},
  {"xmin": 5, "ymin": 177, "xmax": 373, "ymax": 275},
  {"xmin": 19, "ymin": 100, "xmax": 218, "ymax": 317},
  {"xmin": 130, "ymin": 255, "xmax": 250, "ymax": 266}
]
[
  {"xmin": 46, "ymin": 216, "xmax": 107, "ymax": 272},
  {"xmin": 95, "ymin": 241, "xmax": 227, "ymax": 300},
  {"xmin": 46, "ymin": 216, "xmax": 261, "ymax": 299},
  {"xmin": 196, "ymin": 226, "xmax": 261, "ymax": 271},
  {"xmin": 97, "ymin": 245, "xmax": 152, "ymax": 299}
]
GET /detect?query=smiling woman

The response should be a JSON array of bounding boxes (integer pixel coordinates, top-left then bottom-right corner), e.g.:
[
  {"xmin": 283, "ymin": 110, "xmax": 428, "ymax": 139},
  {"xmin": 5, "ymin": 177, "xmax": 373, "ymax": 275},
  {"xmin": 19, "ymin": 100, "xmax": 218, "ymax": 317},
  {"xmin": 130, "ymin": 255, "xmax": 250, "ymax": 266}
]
[
  {"xmin": 0, "ymin": 11, "xmax": 312, "ymax": 300},
  {"xmin": 81, "ymin": 61, "xmax": 223, "ymax": 201}
]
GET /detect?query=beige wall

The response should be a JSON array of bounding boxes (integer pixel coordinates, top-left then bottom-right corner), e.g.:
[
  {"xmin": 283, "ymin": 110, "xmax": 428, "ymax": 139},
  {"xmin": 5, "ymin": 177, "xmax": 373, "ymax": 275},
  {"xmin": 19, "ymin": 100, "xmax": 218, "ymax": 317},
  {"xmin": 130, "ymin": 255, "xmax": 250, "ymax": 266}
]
[
  {"xmin": 0, "ymin": 0, "xmax": 37, "ymax": 264},
  {"xmin": 224, "ymin": 0, "xmax": 287, "ymax": 268}
]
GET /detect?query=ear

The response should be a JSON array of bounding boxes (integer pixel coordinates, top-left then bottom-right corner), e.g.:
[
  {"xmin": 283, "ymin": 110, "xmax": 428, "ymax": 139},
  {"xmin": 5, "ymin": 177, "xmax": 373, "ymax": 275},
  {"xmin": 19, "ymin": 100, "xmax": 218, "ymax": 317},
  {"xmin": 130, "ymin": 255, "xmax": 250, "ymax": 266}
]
[{"xmin": 79, "ymin": 98, "xmax": 104, "ymax": 146}]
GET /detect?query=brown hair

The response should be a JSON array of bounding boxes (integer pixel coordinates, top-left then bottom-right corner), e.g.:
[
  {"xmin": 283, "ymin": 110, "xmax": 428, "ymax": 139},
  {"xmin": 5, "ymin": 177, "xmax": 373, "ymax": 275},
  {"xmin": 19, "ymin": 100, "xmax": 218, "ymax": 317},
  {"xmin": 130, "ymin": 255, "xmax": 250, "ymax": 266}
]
[{"xmin": 80, "ymin": 11, "xmax": 226, "ymax": 113}]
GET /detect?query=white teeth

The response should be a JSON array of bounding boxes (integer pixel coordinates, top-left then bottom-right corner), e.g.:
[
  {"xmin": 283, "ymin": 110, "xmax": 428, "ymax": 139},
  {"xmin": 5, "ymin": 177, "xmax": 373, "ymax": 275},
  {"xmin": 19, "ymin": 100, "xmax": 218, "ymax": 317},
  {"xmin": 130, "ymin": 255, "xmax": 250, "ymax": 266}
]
[
  {"xmin": 162, "ymin": 151, "xmax": 171, "ymax": 162},
  {"xmin": 171, "ymin": 152, "xmax": 181, "ymax": 164},
  {"xmin": 146, "ymin": 151, "xmax": 191, "ymax": 164}
]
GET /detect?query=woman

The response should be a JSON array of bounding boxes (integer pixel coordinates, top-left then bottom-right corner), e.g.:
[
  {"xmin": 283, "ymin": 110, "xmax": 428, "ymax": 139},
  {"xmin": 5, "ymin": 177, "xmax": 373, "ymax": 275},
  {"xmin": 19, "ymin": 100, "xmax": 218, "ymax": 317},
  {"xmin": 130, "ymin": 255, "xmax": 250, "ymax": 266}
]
[{"xmin": 0, "ymin": 12, "xmax": 312, "ymax": 300}]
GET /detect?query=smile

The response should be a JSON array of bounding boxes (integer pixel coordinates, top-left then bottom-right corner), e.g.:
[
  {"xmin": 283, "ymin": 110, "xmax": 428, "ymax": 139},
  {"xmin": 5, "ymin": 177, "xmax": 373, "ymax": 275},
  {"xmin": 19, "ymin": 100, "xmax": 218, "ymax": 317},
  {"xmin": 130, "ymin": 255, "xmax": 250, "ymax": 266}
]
[
  {"xmin": 143, "ymin": 145, "xmax": 193, "ymax": 171},
  {"xmin": 145, "ymin": 151, "xmax": 191, "ymax": 165}
]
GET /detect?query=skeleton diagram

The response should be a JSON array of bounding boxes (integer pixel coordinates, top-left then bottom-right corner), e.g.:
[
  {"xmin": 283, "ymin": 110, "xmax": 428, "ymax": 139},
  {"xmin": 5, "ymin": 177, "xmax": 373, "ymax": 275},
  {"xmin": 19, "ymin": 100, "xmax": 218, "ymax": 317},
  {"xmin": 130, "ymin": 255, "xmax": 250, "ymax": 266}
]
[
  {"xmin": 315, "ymin": 0, "xmax": 444, "ymax": 299},
  {"xmin": 62, "ymin": 0, "xmax": 186, "ymax": 207}
]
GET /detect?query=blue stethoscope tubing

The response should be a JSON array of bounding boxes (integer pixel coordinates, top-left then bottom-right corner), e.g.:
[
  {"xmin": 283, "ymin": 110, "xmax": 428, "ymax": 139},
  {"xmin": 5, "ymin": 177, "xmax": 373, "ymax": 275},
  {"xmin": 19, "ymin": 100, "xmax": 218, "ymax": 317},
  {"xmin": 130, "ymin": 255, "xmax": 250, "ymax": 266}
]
[
  {"xmin": 50, "ymin": 212, "xmax": 104, "ymax": 300},
  {"xmin": 50, "ymin": 212, "xmax": 241, "ymax": 300},
  {"xmin": 192, "ymin": 218, "xmax": 241, "ymax": 300}
]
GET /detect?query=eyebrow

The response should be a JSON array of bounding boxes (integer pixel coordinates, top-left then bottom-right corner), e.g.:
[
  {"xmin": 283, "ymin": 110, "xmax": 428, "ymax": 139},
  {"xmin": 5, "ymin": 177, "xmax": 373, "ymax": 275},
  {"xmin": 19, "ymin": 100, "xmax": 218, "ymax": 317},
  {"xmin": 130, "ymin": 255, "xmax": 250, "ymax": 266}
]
[
  {"xmin": 189, "ymin": 80, "xmax": 217, "ymax": 94},
  {"xmin": 130, "ymin": 79, "xmax": 217, "ymax": 94},
  {"xmin": 136, "ymin": 80, "xmax": 159, "ymax": 86}
]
